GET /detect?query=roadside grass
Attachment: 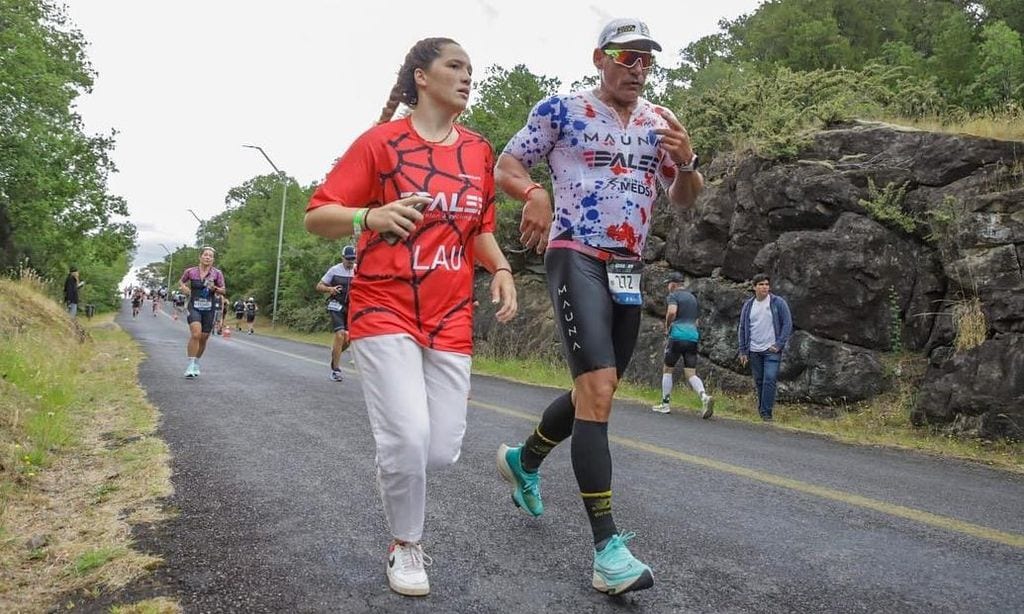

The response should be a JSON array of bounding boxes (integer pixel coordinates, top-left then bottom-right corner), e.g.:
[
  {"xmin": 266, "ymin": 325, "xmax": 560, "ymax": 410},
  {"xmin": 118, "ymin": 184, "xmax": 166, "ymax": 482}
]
[
  {"xmin": 879, "ymin": 107, "xmax": 1024, "ymax": 142},
  {"xmin": 0, "ymin": 279, "xmax": 175, "ymax": 612},
  {"xmin": 110, "ymin": 597, "xmax": 181, "ymax": 614},
  {"xmin": 257, "ymin": 323, "xmax": 1022, "ymax": 473}
]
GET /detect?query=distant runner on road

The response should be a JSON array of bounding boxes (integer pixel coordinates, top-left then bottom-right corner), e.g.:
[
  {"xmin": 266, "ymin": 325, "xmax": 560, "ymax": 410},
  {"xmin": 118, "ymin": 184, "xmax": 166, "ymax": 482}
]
[
  {"xmin": 652, "ymin": 272, "xmax": 713, "ymax": 418},
  {"xmin": 178, "ymin": 247, "xmax": 226, "ymax": 378},
  {"xmin": 315, "ymin": 245, "xmax": 357, "ymax": 381},
  {"xmin": 233, "ymin": 298, "xmax": 245, "ymax": 328},
  {"xmin": 243, "ymin": 297, "xmax": 258, "ymax": 335},
  {"xmin": 131, "ymin": 287, "xmax": 144, "ymax": 319},
  {"xmin": 172, "ymin": 291, "xmax": 186, "ymax": 321}
]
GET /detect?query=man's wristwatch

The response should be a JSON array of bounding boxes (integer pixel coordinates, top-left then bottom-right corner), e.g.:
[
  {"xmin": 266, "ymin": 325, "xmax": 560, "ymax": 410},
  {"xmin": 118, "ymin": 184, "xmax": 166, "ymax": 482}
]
[{"xmin": 676, "ymin": 154, "xmax": 699, "ymax": 172}]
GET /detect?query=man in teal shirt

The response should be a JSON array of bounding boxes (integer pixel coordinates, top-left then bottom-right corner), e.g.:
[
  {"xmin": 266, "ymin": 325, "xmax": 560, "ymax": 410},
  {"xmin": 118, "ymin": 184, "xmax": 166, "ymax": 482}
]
[{"xmin": 654, "ymin": 272, "xmax": 713, "ymax": 418}]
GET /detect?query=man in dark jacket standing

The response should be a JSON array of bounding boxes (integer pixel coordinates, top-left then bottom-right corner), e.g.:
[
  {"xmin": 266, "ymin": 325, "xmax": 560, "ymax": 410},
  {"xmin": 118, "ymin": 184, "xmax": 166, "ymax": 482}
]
[
  {"xmin": 737, "ymin": 274, "xmax": 792, "ymax": 421},
  {"xmin": 64, "ymin": 267, "xmax": 84, "ymax": 317}
]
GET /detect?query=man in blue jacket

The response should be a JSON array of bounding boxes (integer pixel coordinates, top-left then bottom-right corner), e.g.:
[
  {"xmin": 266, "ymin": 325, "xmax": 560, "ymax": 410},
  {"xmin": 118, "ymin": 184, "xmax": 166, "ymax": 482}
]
[{"xmin": 737, "ymin": 274, "xmax": 793, "ymax": 421}]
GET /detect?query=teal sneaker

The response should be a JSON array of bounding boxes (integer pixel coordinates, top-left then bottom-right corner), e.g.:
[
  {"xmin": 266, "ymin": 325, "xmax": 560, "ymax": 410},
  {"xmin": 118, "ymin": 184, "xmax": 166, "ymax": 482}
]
[
  {"xmin": 184, "ymin": 362, "xmax": 197, "ymax": 378},
  {"xmin": 592, "ymin": 532, "xmax": 654, "ymax": 595},
  {"xmin": 496, "ymin": 444, "xmax": 543, "ymax": 517}
]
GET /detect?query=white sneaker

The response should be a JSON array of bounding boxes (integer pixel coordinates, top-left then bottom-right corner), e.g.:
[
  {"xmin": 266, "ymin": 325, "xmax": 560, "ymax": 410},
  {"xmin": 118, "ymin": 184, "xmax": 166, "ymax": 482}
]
[
  {"xmin": 701, "ymin": 395, "xmax": 714, "ymax": 419},
  {"xmin": 329, "ymin": 369, "xmax": 343, "ymax": 382},
  {"xmin": 651, "ymin": 402, "xmax": 671, "ymax": 414},
  {"xmin": 386, "ymin": 541, "xmax": 431, "ymax": 596}
]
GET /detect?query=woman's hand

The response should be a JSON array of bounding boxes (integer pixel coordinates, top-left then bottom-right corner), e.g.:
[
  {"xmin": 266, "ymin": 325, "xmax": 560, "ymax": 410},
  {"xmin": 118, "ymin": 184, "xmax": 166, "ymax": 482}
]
[
  {"xmin": 365, "ymin": 195, "xmax": 432, "ymax": 241},
  {"xmin": 490, "ymin": 269, "xmax": 518, "ymax": 323}
]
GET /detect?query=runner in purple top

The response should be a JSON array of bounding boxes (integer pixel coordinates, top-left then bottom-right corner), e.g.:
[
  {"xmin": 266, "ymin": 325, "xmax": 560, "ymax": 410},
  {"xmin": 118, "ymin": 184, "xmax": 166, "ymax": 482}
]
[{"xmin": 177, "ymin": 246, "xmax": 226, "ymax": 378}]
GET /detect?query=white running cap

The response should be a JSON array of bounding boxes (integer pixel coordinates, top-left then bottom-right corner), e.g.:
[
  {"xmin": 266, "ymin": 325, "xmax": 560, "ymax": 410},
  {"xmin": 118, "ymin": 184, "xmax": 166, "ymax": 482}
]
[{"xmin": 597, "ymin": 18, "xmax": 662, "ymax": 52}]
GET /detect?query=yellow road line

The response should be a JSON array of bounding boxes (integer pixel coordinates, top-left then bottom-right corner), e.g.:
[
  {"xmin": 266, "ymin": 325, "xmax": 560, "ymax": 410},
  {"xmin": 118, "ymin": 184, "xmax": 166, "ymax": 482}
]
[
  {"xmin": 145, "ymin": 309, "xmax": 1022, "ymax": 551},
  {"xmin": 469, "ymin": 399, "xmax": 1024, "ymax": 549}
]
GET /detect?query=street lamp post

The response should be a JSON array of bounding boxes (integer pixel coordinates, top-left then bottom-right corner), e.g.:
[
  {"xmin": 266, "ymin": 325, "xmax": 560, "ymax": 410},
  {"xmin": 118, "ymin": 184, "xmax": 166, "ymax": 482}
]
[
  {"xmin": 159, "ymin": 243, "xmax": 173, "ymax": 289},
  {"xmin": 243, "ymin": 144, "xmax": 287, "ymax": 329},
  {"xmin": 186, "ymin": 209, "xmax": 204, "ymax": 246}
]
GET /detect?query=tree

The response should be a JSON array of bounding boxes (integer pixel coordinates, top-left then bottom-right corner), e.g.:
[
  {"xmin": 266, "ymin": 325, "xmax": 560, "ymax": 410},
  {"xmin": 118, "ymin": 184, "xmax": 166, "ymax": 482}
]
[
  {"xmin": 460, "ymin": 65, "xmax": 560, "ymax": 155},
  {"xmin": 970, "ymin": 20, "xmax": 1024, "ymax": 106},
  {"xmin": 0, "ymin": 0, "xmax": 134, "ymax": 307},
  {"xmin": 927, "ymin": 7, "xmax": 981, "ymax": 103}
]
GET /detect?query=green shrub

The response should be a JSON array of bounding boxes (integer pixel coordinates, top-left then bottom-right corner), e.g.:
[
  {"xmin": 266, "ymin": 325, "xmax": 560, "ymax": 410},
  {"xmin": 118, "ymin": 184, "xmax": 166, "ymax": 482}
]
[{"xmin": 859, "ymin": 178, "xmax": 915, "ymax": 233}]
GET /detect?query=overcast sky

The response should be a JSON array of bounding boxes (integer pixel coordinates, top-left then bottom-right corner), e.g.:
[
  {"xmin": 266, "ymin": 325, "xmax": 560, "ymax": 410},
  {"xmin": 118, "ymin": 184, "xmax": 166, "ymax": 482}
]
[{"xmin": 66, "ymin": 0, "xmax": 764, "ymax": 279}]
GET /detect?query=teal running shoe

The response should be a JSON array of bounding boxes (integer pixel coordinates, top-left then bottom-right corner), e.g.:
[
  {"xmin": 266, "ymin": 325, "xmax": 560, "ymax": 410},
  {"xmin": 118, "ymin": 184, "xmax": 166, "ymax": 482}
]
[
  {"xmin": 184, "ymin": 362, "xmax": 197, "ymax": 378},
  {"xmin": 592, "ymin": 532, "xmax": 654, "ymax": 595},
  {"xmin": 496, "ymin": 444, "xmax": 543, "ymax": 517}
]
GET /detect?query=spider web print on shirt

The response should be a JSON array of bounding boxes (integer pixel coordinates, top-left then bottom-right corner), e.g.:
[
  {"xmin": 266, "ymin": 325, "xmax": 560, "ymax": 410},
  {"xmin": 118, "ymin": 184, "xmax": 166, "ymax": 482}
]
[{"xmin": 335, "ymin": 120, "xmax": 495, "ymax": 353}]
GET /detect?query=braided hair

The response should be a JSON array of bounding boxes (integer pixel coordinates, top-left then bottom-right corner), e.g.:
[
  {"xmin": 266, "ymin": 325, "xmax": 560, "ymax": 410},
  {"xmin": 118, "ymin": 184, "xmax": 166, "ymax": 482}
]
[{"xmin": 377, "ymin": 37, "xmax": 458, "ymax": 124}]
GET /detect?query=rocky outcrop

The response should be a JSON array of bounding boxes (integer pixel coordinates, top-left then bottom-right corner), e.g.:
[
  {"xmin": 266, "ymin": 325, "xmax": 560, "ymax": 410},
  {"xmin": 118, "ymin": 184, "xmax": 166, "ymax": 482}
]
[
  {"xmin": 476, "ymin": 121, "xmax": 1024, "ymax": 439},
  {"xmin": 911, "ymin": 335, "xmax": 1024, "ymax": 440}
]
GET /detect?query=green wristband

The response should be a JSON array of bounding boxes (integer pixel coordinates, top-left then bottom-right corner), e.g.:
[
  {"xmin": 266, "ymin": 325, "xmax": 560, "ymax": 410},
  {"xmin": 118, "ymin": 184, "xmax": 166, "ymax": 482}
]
[{"xmin": 352, "ymin": 208, "xmax": 368, "ymax": 232}]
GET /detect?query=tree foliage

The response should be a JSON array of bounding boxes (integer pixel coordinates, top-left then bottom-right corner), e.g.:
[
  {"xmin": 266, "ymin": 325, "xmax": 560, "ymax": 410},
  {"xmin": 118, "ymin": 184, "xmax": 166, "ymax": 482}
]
[
  {"xmin": 0, "ymin": 0, "xmax": 134, "ymax": 309},
  {"xmin": 684, "ymin": 0, "xmax": 1022, "ymax": 113},
  {"xmin": 139, "ymin": 0, "xmax": 1024, "ymax": 328}
]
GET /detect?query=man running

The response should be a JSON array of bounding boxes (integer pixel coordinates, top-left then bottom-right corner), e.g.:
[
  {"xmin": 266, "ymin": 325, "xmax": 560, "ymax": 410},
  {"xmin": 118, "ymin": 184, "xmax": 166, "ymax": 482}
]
[
  {"xmin": 179, "ymin": 247, "xmax": 226, "ymax": 377},
  {"xmin": 212, "ymin": 293, "xmax": 225, "ymax": 335},
  {"xmin": 172, "ymin": 291, "xmax": 186, "ymax": 321},
  {"xmin": 233, "ymin": 297, "xmax": 245, "ymax": 328},
  {"xmin": 131, "ymin": 287, "xmax": 144, "ymax": 319},
  {"xmin": 315, "ymin": 245, "xmax": 357, "ymax": 381},
  {"xmin": 244, "ymin": 297, "xmax": 258, "ymax": 334},
  {"xmin": 652, "ymin": 272, "xmax": 713, "ymax": 417},
  {"xmin": 494, "ymin": 18, "xmax": 704, "ymax": 596}
]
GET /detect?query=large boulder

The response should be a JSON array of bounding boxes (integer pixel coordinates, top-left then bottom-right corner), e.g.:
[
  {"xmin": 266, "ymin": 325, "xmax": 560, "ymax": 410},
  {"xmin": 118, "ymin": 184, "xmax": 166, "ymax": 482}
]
[
  {"xmin": 778, "ymin": 330, "xmax": 886, "ymax": 403},
  {"xmin": 912, "ymin": 334, "xmax": 1024, "ymax": 440},
  {"xmin": 754, "ymin": 213, "xmax": 944, "ymax": 351},
  {"xmin": 471, "ymin": 121, "xmax": 1024, "ymax": 439}
]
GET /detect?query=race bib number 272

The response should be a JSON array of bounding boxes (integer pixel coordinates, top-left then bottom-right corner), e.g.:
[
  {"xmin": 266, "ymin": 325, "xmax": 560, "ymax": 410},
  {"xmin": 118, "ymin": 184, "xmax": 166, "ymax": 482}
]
[{"xmin": 606, "ymin": 259, "xmax": 643, "ymax": 306}]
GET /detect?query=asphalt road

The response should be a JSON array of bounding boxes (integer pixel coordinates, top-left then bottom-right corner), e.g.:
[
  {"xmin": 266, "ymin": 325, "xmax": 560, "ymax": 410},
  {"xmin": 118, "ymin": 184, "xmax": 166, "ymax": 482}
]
[{"xmin": 85, "ymin": 301, "xmax": 1024, "ymax": 613}]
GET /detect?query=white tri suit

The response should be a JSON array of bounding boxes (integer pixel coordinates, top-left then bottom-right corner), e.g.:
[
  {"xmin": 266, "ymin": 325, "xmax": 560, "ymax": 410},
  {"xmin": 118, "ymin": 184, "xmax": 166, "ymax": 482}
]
[{"xmin": 504, "ymin": 91, "xmax": 678, "ymax": 377}]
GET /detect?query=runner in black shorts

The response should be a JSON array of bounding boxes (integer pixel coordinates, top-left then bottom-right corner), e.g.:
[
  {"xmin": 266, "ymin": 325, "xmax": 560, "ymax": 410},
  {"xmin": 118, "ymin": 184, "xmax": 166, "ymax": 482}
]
[
  {"xmin": 653, "ymin": 272, "xmax": 713, "ymax": 418},
  {"xmin": 233, "ymin": 298, "xmax": 245, "ymax": 327},
  {"xmin": 493, "ymin": 18, "xmax": 705, "ymax": 596},
  {"xmin": 172, "ymin": 291, "xmax": 186, "ymax": 321},
  {"xmin": 243, "ymin": 297, "xmax": 258, "ymax": 334},
  {"xmin": 130, "ymin": 287, "xmax": 144, "ymax": 319},
  {"xmin": 316, "ymin": 245, "xmax": 357, "ymax": 381},
  {"xmin": 178, "ymin": 247, "xmax": 226, "ymax": 378}
]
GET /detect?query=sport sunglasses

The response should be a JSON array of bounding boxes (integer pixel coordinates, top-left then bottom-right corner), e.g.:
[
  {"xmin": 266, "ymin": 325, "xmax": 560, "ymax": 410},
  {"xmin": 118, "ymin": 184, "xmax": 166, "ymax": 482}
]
[{"xmin": 603, "ymin": 48, "xmax": 655, "ymax": 70}]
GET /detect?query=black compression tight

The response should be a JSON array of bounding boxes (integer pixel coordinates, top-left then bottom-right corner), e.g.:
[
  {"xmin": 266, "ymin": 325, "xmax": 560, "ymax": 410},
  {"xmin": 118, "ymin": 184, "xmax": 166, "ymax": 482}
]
[
  {"xmin": 572, "ymin": 418, "xmax": 617, "ymax": 545},
  {"xmin": 520, "ymin": 391, "xmax": 575, "ymax": 472}
]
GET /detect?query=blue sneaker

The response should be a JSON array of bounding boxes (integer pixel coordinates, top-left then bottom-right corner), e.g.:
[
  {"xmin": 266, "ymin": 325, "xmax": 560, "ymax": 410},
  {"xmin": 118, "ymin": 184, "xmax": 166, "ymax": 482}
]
[
  {"xmin": 496, "ymin": 444, "xmax": 543, "ymax": 517},
  {"xmin": 592, "ymin": 532, "xmax": 654, "ymax": 595}
]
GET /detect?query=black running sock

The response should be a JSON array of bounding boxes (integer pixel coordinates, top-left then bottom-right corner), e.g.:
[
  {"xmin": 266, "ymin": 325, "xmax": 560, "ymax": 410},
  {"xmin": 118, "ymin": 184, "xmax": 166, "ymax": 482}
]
[
  {"xmin": 521, "ymin": 392, "xmax": 575, "ymax": 472},
  {"xmin": 571, "ymin": 419, "xmax": 618, "ymax": 545}
]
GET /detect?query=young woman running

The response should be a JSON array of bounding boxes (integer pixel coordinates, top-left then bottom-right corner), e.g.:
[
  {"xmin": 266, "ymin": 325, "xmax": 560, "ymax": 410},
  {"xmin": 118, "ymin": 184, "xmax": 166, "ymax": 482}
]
[{"xmin": 304, "ymin": 37, "xmax": 516, "ymax": 597}]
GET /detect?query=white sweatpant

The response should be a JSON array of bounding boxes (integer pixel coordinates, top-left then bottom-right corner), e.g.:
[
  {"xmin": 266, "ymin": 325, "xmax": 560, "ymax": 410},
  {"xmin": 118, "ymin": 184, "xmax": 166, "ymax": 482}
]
[{"xmin": 353, "ymin": 334, "xmax": 471, "ymax": 543}]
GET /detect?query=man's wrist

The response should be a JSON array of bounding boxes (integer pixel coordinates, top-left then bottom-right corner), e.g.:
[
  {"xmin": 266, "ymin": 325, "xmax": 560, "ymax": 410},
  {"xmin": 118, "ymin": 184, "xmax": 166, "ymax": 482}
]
[
  {"xmin": 675, "ymin": 153, "xmax": 699, "ymax": 172},
  {"xmin": 523, "ymin": 183, "xmax": 543, "ymax": 201}
]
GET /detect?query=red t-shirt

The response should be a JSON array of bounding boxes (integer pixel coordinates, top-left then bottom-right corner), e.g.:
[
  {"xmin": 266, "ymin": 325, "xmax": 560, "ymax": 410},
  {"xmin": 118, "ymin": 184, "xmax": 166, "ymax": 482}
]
[{"xmin": 307, "ymin": 117, "xmax": 496, "ymax": 354}]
